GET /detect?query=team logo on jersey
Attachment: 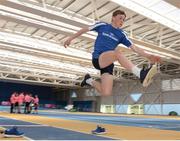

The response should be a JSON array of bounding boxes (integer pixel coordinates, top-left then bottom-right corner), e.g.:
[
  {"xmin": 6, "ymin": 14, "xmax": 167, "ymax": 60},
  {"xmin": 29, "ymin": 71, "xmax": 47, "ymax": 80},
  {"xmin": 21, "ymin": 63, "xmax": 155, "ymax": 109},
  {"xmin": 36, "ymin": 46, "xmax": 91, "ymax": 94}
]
[{"xmin": 102, "ymin": 32, "xmax": 118, "ymax": 42}]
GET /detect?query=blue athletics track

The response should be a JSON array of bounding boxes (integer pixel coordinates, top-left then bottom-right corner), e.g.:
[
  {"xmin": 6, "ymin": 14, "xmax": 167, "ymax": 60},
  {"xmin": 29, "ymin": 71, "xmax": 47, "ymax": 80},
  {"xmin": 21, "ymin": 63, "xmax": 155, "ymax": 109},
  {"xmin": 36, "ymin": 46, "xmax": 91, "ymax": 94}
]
[{"xmin": 0, "ymin": 108, "xmax": 180, "ymax": 140}]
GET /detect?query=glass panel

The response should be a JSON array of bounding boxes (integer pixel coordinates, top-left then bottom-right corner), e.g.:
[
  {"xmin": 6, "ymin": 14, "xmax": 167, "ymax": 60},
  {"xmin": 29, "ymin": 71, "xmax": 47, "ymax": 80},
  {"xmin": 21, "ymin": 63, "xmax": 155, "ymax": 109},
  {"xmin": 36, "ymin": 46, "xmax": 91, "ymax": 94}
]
[
  {"xmin": 111, "ymin": 0, "xmax": 180, "ymax": 32},
  {"xmin": 131, "ymin": 0, "xmax": 161, "ymax": 7},
  {"xmin": 150, "ymin": 1, "xmax": 176, "ymax": 14}
]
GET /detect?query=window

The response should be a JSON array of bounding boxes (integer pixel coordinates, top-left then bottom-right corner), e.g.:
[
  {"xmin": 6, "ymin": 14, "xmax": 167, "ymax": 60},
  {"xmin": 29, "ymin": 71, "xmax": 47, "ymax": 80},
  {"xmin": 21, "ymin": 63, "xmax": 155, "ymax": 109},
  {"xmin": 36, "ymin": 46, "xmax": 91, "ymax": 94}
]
[{"xmin": 162, "ymin": 78, "xmax": 180, "ymax": 91}]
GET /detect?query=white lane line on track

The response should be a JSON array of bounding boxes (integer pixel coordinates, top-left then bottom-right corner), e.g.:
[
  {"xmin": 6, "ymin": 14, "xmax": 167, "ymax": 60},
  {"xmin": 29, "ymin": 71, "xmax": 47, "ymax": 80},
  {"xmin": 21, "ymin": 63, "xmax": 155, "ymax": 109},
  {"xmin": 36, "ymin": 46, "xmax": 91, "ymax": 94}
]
[{"xmin": 23, "ymin": 136, "xmax": 35, "ymax": 141}]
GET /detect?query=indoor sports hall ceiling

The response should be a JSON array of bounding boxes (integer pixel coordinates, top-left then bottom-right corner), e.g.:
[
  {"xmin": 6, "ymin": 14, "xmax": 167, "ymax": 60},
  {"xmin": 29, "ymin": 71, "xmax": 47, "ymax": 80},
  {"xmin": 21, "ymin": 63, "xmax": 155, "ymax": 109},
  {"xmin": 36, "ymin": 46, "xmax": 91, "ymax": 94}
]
[{"xmin": 0, "ymin": 0, "xmax": 180, "ymax": 87}]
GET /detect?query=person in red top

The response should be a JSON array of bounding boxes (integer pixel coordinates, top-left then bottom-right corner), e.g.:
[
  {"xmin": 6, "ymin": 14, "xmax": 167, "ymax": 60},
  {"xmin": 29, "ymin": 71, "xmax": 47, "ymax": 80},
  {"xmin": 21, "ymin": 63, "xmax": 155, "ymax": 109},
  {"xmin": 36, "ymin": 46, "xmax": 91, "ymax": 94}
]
[
  {"xmin": 29, "ymin": 94, "xmax": 34, "ymax": 113},
  {"xmin": 10, "ymin": 92, "xmax": 16, "ymax": 113},
  {"xmin": 24, "ymin": 93, "xmax": 31, "ymax": 114},
  {"xmin": 33, "ymin": 95, "xmax": 39, "ymax": 114},
  {"xmin": 13, "ymin": 93, "xmax": 19, "ymax": 113},
  {"xmin": 18, "ymin": 92, "xmax": 25, "ymax": 113}
]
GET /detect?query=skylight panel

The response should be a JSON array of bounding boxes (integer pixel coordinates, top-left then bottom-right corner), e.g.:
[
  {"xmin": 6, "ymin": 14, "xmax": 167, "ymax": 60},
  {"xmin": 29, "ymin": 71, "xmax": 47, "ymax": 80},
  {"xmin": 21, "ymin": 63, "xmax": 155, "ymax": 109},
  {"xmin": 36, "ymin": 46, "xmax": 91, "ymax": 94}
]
[
  {"xmin": 150, "ymin": 1, "xmax": 176, "ymax": 15},
  {"xmin": 131, "ymin": 0, "xmax": 161, "ymax": 7},
  {"xmin": 111, "ymin": 0, "xmax": 180, "ymax": 32},
  {"xmin": 166, "ymin": 9, "xmax": 180, "ymax": 21}
]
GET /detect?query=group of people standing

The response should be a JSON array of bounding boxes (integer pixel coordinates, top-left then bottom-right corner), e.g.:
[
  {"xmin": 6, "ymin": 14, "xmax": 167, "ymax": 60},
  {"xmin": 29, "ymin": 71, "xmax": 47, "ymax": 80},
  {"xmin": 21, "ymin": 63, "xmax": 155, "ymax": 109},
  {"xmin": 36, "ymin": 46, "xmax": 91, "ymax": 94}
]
[{"xmin": 10, "ymin": 92, "xmax": 39, "ymax": 114}]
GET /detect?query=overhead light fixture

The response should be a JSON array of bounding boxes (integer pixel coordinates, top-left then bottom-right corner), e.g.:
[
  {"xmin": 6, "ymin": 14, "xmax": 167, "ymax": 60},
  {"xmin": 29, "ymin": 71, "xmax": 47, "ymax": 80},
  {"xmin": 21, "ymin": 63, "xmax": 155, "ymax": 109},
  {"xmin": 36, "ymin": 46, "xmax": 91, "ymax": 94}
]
[
  {"xmin": 0, "ymin": 6, "xmax": 96, "ymax": 39},
  {"xmin": 0, "ymin": 0, "xmax": 94, "ymax": 25},
  {"xmin": 137, "ymin": 44, "xmax": 180, "ymax": 60},
  {"xmin": 0, "ymin": 63, "xmax": 78, "ymax": 79},
  {"xmin": 0, "ymin": 49, "xmax": 99, "ymax": 75},
  {"xmin": 0, "ymin": 31, "xmax": 92, "ymax": 60}
]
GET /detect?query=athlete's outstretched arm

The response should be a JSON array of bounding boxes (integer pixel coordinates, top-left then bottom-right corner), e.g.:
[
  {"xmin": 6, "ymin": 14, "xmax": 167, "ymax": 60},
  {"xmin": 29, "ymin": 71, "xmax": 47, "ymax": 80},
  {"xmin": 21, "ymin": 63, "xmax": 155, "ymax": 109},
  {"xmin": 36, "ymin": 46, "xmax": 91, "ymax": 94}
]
[
  {"xmin": 64, "ymin": 27, "xmax": 89, "ymax": 48},
  {"xmin": 130, "ymin": 44, "xmax": 161, "ymax": 63}
]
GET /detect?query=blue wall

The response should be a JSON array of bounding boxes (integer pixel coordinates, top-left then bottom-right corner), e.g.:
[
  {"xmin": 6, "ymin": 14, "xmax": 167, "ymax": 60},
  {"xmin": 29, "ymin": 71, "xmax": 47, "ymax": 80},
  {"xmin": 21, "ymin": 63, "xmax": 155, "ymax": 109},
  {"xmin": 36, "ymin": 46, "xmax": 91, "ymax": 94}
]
[
  {"xmin": 144, "ymin": 104, "xmax": 180, "ymax": 115},
  {"xmin": 115, "ymin": 104, "xmax": 180, "ymax": 115},
  {"xmin": 73, "ymin": 101, "xmax": 93, "ymax": 112},
  {"xmin": 0, "ymin": 81, "xmax": 53, "ymax": 103}
]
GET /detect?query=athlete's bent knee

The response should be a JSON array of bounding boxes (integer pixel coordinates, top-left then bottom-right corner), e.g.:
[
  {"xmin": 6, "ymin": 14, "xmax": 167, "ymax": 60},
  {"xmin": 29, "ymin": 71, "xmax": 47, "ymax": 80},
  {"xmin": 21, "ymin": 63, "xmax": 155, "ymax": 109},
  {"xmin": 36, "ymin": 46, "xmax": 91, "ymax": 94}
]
[{"xmin": 114, "ymin": 50, "xmax": 122, "ymax": 58}]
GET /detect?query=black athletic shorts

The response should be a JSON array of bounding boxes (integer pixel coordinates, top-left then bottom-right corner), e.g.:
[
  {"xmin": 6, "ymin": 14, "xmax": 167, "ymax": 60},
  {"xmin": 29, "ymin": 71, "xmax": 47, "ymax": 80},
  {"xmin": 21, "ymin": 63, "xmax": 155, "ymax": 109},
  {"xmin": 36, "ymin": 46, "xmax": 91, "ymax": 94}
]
[
  {"xmin": 15, "ymin": 102, "xmax": 19, "ymax": 107},
  {"xmin": 92, "ymin": 58, "xmax": 114, "ymax": 75}
]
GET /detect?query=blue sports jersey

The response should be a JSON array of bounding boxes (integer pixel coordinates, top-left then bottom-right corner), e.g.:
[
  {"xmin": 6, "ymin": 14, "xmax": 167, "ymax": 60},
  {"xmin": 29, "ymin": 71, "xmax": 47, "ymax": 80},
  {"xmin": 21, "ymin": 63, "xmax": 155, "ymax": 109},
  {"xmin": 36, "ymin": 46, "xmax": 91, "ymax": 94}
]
[{"xmin": 89, "ymin": 22, "xmax": 132, "ymax": 59}]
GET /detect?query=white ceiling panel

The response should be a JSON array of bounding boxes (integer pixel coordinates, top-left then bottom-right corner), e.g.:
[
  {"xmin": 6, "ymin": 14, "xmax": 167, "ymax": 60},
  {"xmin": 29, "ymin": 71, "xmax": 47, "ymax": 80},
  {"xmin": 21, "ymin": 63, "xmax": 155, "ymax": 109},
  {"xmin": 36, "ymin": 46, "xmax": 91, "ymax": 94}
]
[{"xmin": 150, "ymin": 1, "xmax": 177, "ymax": 14}]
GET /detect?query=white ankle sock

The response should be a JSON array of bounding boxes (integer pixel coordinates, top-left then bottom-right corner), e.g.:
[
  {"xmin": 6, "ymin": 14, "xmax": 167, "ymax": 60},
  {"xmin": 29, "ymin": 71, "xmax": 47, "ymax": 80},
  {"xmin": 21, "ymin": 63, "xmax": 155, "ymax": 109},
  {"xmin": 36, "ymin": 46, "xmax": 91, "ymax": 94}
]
[
  {"xmin": 131, "ymin": 66, "xmax": 141, "ymax": 78},
  {"xmin": 86, "ymin": 78, "xmax": 93, "ymax": 86}
]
